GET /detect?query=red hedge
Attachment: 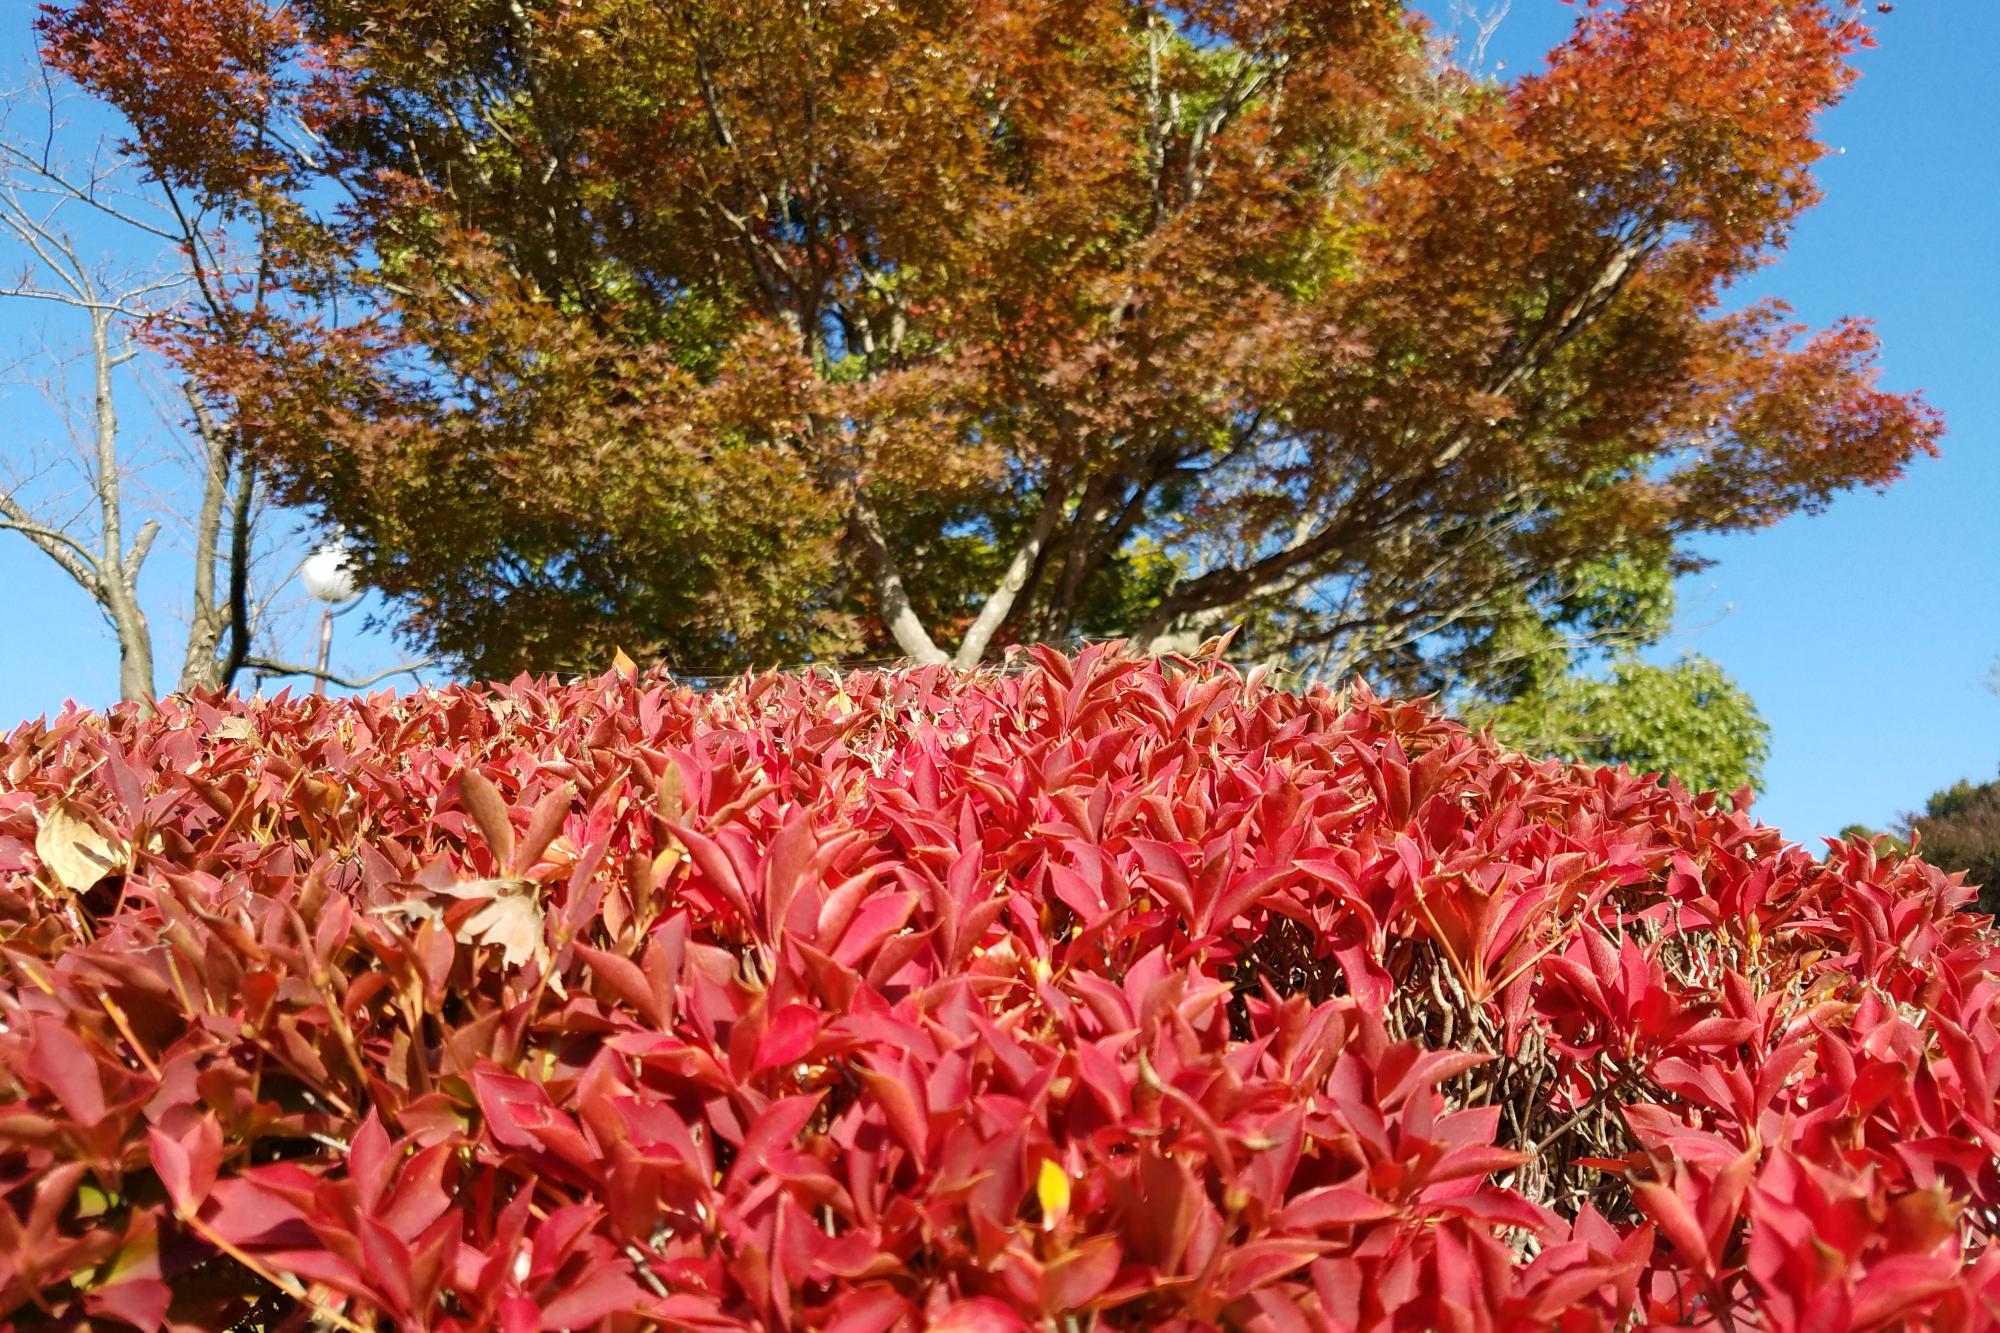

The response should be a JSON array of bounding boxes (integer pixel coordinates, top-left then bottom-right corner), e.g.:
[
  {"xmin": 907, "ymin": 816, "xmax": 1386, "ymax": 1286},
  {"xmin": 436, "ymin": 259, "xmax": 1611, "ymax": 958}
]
[{"xmin": 2, "ymin": 646, "xmax": 1997, "ymax": 1331}]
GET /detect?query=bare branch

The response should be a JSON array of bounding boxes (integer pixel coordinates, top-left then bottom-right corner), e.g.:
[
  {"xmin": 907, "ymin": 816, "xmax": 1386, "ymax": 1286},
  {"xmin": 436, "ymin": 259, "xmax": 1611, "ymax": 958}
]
[
  {"xmin": 0, "ymin": 504, "xmax": 100, "ymax": 589},
  {"xmin": 0, "ymin": 286, "xmax": 164, "ymax": 319},
  {"xmin": 121, "ymin": 516, "xmax": 158, "ymax": 581},
  {"xmin": 0, "ymin": 139, "xmax": 184, "ymax": 243},
  {"xmin": 246, "ymin": 544, "xmax": 308, "ymax": 633},
  {"xmin": 953, "ymin": 481, "xmax": 1070, "ymax": 669},
  {"xmin": 245, "ymin": 657, "xmax": 436, "ymax": 691}
]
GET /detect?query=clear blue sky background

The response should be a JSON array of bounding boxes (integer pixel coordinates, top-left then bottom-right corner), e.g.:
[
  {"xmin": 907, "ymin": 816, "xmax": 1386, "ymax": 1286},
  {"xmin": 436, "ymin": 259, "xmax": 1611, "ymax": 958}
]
[
  {"xmin": 1438, "ymin": 0, "xmax": 2000, "ymax": 843},
  {"xmin": 1, "ymin": 2, "xmax": 1994, "ymax": 846}
]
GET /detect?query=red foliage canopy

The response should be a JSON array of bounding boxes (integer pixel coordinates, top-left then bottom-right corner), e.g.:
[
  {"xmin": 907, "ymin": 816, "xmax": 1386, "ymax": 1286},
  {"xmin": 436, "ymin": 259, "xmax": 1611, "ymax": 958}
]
[{"xmin": 2, "ymin": 648, "xmax": 1997, "ymax": 1330}]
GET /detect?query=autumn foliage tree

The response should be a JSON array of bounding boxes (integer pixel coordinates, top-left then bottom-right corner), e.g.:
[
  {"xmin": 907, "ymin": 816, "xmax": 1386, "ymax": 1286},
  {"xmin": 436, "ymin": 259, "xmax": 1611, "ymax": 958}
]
[{"xmin": 36, "ymin": 0, "xmax": 1941, "ymax": 684}]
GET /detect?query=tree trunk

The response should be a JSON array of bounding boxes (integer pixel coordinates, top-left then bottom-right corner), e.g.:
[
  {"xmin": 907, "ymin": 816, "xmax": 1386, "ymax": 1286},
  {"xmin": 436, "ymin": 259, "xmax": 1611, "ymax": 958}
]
[{"xmin": 106, "ymin": 585, "xmax": 156, "ymax": 703}]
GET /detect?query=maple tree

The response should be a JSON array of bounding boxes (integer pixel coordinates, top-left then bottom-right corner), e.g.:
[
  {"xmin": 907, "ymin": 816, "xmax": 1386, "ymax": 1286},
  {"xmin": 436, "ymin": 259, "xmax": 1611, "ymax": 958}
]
[
  {"xmin": 32, "ymin": 0, "xmax": 1941, "ymax": 683},
  {"xmin": 5, "ymin": 647, "xmax": 1999, "ymax": 1329}
]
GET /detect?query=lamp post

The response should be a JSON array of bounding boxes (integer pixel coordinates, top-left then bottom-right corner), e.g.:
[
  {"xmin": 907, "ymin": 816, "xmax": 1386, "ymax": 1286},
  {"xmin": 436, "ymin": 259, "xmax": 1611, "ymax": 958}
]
[{"xmin": 300, "ymin": 543, "xmax": 361, "ymax": 695}]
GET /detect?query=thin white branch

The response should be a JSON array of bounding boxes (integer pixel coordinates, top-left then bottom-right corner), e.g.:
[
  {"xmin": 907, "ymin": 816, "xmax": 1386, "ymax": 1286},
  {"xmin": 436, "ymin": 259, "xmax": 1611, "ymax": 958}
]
[{"xmin": 246, "ymin": 657, "xmax": 436, "ymax": 691}]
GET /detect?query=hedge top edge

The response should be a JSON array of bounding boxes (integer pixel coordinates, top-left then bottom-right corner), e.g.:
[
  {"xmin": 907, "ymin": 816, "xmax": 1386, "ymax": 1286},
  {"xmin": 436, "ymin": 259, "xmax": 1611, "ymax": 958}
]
[{"xmin": 2, "ymin": 644, "xmax": 1996, "ymax": 1331}]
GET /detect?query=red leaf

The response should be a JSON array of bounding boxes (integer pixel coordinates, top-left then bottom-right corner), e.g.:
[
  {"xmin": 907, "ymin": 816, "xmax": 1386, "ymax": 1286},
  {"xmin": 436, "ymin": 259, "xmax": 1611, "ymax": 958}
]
[
  {"xmin": 24, "ymin": 1015, "xmax": 107, "ymax": 1126},
  {"xmin": 84, "ymin": 1277, "xmax": 171, "ymax": 1332},
  {"xmin": 576, "ymin": 942, "xmax": 667, "ymax": 1028},
  {"xmin": 929, "ymin": 1297, "xmax": 1031, "ymax": 1333},
  {"xmin": 855, "ymin": 1061, "xmax": 929, "ymax": 1159},
  {"xmin": 671, "ymin": 822, "xmax": 754, "ymax": 925},
  {"xmin": 460, "ymin": 766, "xmax": 516, "ymax": 868},
  {"xmin": 147, "ymin": 1114, "xmax": 220, "ymax": 1217},
  {"xmin": 832, "ymin": 890, "xmax": 920, "ymax": 968},
  {"xmin": 729, "ymin": 1091, "xmax": 827, "ymax": 1186},
  {"xmin": 822, "ymin": 1285, "xmax": 917, "ymax": 1333},
  {"xmin": 538, "ymin": 1266, "xmax": 649, "ymax": 1328},
  {"xmin": 1044, "ymin": 1234, "xmax": 1122, "ymax": 1311},
  {"xmin": 753, "ymin": 1003, "xmax": 822, "ymax": 1074},
  {"xmin": 349, "ymin": 1108, "xmax": 394, "ymax": 1214},
  {"xmin": 1632, "ymin": 1180, "xmax": 1712, "ymax": 1276},
  {"xmin": 1277, "ymin": 1185, "xmax": 1397, "ymax": 1231},
  {"xmin": 516, "ymin": 783, "xmax": 576, "ymax": 870}
]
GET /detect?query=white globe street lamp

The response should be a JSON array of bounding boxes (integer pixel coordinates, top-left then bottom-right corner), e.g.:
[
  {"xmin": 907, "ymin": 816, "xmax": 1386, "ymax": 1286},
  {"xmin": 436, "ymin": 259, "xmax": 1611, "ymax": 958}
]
[
  {"xmin": 301, "ymin": 544, "xmax": 359, "ymax": 604},
  {"xmin": 302, "ymin": 543, "xmax": 361, "ymax": 694}
]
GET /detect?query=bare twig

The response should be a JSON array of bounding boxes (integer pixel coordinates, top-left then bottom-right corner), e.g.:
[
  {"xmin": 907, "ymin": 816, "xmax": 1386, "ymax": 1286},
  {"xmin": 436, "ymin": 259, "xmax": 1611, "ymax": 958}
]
[{"xmin": 245, "ymin": 657, "xmax": 436, "ymax": 691}]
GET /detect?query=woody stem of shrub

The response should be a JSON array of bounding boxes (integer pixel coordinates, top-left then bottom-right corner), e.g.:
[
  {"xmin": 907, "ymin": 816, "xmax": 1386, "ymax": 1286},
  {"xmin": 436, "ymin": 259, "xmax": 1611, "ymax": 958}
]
[
  {"xmin": 182, "ymin": 1214, "xmax": 374, "ymax": 1333},
  {"xmin": 1530, "ymin": 1067, "xmax": 1637, "ymax": 1162}
]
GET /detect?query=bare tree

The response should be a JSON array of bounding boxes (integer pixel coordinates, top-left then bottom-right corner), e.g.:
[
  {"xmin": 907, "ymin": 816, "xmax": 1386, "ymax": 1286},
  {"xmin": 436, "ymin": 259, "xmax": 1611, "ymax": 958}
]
[
  {"xmin": 0, "ymin": 73, "xmax": 426, "ymax": 704},
  {"xmin": 1443, "ymin": 0, "xmax": 1515, "ymax": 72}
]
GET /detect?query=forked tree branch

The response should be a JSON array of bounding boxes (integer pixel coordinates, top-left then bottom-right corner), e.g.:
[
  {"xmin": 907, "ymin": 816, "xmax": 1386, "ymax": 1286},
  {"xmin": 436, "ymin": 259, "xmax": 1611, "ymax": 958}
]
[
  {"xmin": 847, "ymin": 492, "xmax": 948, "ymax": 666},
  {"xmin": 953, "ymin": 480, "xmax": 1072, "ymax": 669},
  {"xmin": 0, "ymin": 506, "xmax": 100, "ymax": 588}
]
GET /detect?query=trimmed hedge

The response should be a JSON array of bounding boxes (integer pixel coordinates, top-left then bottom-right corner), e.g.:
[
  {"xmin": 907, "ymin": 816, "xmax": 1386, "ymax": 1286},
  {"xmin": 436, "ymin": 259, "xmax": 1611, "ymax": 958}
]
[{"xmin": 2, "ymin": 646, "xmax": 1997, "ymax": 1330}]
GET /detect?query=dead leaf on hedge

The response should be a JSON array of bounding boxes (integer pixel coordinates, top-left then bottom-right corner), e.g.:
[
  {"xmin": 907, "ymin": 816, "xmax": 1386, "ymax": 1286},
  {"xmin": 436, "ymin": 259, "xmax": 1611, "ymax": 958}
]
[
  {"xmin": 36, "ymin": 802, "xmax": 128, "ymax": 891},
  {"xmin": 437, "ymin": 876, "xmax": 546, "ymax": 968},
  {"xmin": 370, "ymin": 898, "xmax": 443, "ymax": 926}
]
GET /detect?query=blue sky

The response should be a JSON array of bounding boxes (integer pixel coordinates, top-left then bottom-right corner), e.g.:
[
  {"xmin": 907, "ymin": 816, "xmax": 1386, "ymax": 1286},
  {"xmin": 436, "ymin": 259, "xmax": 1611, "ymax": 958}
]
[
  {"xmin": 1436, "ymin": 0, "xmax": 2000, "ymax": 841},
  {"xmin": 1, "ymin": 2, "xmax": 1994, "ymax": 845}
]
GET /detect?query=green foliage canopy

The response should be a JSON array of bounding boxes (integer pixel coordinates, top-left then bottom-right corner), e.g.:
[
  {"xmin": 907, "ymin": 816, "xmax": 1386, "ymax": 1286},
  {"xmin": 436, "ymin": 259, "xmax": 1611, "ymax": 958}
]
[{"xmin": 1467, "ymin": 554, "xmax": 1769, "ymax": 796}]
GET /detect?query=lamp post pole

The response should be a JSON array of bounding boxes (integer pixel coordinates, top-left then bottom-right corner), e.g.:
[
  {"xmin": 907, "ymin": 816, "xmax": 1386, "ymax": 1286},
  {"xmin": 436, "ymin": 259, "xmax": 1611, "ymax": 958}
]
[{"xmin": 314, "ymin": 605, "xmax": 336, "ymax": 695}]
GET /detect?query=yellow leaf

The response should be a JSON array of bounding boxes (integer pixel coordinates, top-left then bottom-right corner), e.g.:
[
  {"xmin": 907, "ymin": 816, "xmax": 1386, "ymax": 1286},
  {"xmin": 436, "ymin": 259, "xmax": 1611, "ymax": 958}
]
[
  {"xmin": 1036, "ymin": 1158, "xmax": 1070, "ymax": 1227},
  {"xmin": 611, "ymin": 646, "xmax": 639, "ymax": 678},
  {"xmin": 657, "ymin": 763, "xmax": 684, "ymax": 825},
  {"xmin": 36, "ymin": 801, "xmax": 128, "ymax": 891}
]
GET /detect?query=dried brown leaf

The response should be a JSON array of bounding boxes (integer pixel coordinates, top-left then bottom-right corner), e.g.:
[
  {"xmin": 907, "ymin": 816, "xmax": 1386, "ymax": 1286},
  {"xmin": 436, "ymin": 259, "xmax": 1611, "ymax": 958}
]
[
  {"xmin": 36, "ymin": 802, "xmax": 129, "ymax": 891},
  {"xmin": 437, "ymin": 876, "xmax": 545, "ymax": 968}
]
